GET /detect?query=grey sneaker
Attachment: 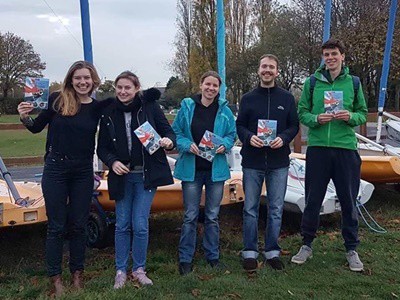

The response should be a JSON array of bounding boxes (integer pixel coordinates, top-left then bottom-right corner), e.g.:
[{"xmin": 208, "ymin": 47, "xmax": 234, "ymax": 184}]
[
  {"xmin": 346, "ymin": 250, "xmax": 364, "ymax": 272},
  {"xmin": 291, "ymin": 245, "xmax": 313, "ymax": 264},
  {"xmin": 132, "ymin": 267, "xmax": 153, "ymax": 286},
  {"xmin": 113, "ymin": 270, "xmax": 127, "ymax": 289}
]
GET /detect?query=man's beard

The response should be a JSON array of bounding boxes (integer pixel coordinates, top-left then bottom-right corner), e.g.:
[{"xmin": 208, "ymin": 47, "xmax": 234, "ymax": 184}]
[{"xmin": 260, "ymin": 77, "xmax": 274, "ymax": 86}]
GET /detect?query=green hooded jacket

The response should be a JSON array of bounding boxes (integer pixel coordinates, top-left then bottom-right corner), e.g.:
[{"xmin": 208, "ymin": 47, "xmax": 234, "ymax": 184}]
[{"xmin": 298, "ymin": 66, "xmax": 367, "ymax": 150}]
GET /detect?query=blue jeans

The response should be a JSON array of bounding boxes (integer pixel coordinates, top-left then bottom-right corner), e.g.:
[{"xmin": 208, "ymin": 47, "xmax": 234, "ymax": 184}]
[
  {"xmin": 242, "ymin": 167, "xmax": 288, "ymax": 260},
  {"xmin": 115, "ymin": 172, "xmax": 156, "ymax": 272},
  {"xmin": 42, "ymin": 154, "xmax": 93, "ymax": 277},
  {"xmin": 179, "ymin": 170, "xmax": 224, "ymax": 263}
]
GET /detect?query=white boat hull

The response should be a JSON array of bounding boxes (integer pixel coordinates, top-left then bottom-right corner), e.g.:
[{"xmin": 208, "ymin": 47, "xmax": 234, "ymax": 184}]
[{"xmin": 227, "ymin": 147, "xmax": 374, "ymax": 215}]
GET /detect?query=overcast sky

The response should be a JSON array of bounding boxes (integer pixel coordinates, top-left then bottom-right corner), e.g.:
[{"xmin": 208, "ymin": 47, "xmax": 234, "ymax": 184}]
[
  {"xmin": 0, "ymin": 0, "xmax": 290, "ymax": 89},
  {"xmin": 0, "ymin": 0, "xmax": 178, "ymax": 88}
]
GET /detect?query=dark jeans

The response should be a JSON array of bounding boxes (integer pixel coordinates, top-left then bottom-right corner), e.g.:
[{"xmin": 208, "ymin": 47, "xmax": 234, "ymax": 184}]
[
  {"xmin": 301, "ymin": 147, "xmax": 361, "ymax": 251},
  {"xmin": 41, "ymin": 154, "xmax": 93, "ymax": 277}
]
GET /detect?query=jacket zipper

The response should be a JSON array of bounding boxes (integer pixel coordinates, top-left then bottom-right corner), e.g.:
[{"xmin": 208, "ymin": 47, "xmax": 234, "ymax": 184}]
[
  {"xmin": 137, "ymin": 107, "xmax": 146, "ymax": 182},
  {"xmin": 267, "ymin": 89, "xmax": 271, "ymax": 120},
  {"xmin": 107, "ymin": 116, "xmax": 117, "ymax": 148},
  {"xmin": 327, "ymin": 82, "xmax": 335, "ymax": 147}
]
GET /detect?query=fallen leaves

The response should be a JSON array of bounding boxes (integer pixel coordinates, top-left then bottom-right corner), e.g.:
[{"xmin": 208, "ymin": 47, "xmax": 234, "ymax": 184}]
[
  {"xmin": 197, "ymin": 274, "xmax": 214, "ymax": 281},
  {"xmin": 191, "ymin": 288, "xmax": 201, "ymax": 297},
  {"xmin": 225, "ymin": 292, "xmax": 242, "ymax": 298}
]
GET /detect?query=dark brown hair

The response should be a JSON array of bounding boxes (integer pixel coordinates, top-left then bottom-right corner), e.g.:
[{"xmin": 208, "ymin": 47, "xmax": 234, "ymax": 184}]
[
  {"xmin": 200, "ymin": 71, "xmax": 222, "ymax": 86},
  {"xmin": 321, "ymin": 38, "xmax": 346, "ymax": 54}
]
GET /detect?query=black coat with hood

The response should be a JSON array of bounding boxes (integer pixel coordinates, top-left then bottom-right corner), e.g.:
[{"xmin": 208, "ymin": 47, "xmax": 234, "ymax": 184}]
[{"xmin": 97, "ymin": 88, "xmax": 176, "ymax": 200}]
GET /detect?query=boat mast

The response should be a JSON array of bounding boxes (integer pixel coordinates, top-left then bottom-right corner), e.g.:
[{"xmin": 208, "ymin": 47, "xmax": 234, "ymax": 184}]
[
  {"xmin": 376, "ymin": 0, "xmax": 398, "ymax": 143},
  {"xmin": 216, "ymin": 0, "xmax": 226, "ymax": 99},
  {"xmin": 80, "ymin": 0, "xmax": 94, "ymax": 63},
  {"xmin": 322, "ymin": 0, "xmax": 332, "ymax": 43},
  {"xmin": 80, "ymin": 0, "xmax": 101, "ymax": 171}
]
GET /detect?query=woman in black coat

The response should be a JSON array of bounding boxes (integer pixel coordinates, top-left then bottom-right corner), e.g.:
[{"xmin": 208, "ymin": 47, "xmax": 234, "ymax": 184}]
[{"xmin": 97, "ymin": 71, "xmax": 176, "ymax": 288}]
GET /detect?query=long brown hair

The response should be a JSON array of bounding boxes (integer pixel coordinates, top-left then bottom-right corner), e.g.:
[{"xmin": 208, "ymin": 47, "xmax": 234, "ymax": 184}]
[{"xmin": 53, "ymin": 61, "xmax": 101, "ymax": 116}]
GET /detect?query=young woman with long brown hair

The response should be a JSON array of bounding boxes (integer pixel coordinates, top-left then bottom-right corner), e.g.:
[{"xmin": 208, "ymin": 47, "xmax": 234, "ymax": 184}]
[{"xmin": 17, "ymin": 60, "xmax": 103, "ymax": 296}]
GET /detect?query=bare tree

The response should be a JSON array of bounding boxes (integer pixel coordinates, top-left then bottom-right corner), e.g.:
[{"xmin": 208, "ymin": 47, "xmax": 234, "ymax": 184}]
[
  {"xmin": 225, "ymin": 0, "xmax": 253, "ymax": 103},
  {"xmin": 171, "ymin": 0, "xmax": 193, "ymax": 91},
  {"xmin": 0, "ymin": 32, "xmax": 46, "ymax": 99},
  {"xmin": 292, "ymin": 0, "xmax": 324, "ymax": 75}
]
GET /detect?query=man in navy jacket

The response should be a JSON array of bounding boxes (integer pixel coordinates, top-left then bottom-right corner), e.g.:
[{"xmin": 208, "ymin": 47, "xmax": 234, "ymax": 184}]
[{"xmin": 236, "ymin": 54, "xmax": 299, "ymax": 272}]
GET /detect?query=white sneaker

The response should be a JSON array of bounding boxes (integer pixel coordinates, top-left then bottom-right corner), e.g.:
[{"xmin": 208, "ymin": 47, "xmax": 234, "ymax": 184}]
[
  {"xmin": 291, "ymin": 245, "xmax": 313, "ymax": 265},
  {"xmin": 346, "ymin": 250, "xmax": 364, "ymax": 272},
  {"xmin": 132, "ymin": 267, "xmax": 153, "ymax": 286},
  {"xmin": 113, "ymin": 270, "xmax": 127, "ymax": 289}
]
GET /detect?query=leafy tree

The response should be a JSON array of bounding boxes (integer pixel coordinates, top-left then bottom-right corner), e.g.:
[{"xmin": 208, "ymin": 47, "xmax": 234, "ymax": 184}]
[
  {"xmin": 162, "ymin": 76, "xmax": 189, "ymax": 108},
  {"xmin": 96, "ymin": 79, "xmax": 115, "ymax": 99},
  {"xmin": 49, "ymin": 81, "xmax": 62, "ymax": 94},
  {"xmin": 0, "ymin": 32, "xmax": 46, "ymax": 99},
  {"xmin": 188, "ymin": 0, "xmax": 218, "ymax": 89},
  {"xmin": 171, "ymin": 0, "xmax": 400, "ymax": 110}
]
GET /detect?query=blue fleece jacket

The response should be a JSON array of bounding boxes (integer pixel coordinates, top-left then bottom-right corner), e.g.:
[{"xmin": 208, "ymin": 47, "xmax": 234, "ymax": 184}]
[{"xmin": 172, "ymin": 96, "xmax": 236, "ymax": 182}]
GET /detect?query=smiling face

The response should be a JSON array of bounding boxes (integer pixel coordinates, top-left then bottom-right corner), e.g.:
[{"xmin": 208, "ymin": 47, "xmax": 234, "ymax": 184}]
[
  {"xmin": 322, "ymin": 47, "xmax": 345, "ymax": 73},
  {"xmin": 200, "ymin": 76, "xmax": 220, "ymax": 102},
  {"xmin": 115, "ymin": 78, "xmax": 140, "ymax": 104},
  {"xmin": 71, "ymin": 68, "xmax": 93, "ymax": 97},
  {"xmin": 258, "ymin": 57, "xmax": 279, "ymax": 88}
]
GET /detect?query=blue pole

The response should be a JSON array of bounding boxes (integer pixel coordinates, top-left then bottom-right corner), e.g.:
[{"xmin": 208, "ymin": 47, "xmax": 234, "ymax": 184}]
[
  {"xmin": 322, "ymin": 0, "xmax": 332, "ymax": 43},
  {"xmin": 376, "ymin": 0, "xmax": 398, "ymax": 143},
  {"xmin": 80, "ymin": 0, "xmax": 93, "ymax": 63},
  {"xmin": 216, "ymin": 0, "xmax": 226, "ymax": 99},
  {"xmin": 320, "ymin": 0, "xmax": 332, "ymax": 66},
  {"xmin": 378, "ymin": 0, "xmax": 398, "ymax": 110}
]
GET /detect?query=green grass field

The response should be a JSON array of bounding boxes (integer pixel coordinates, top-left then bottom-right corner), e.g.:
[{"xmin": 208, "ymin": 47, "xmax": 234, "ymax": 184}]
[
  {"xmin": 0, "ymin": 184, "xmax": 399, "ymax": 299},
  {"xmin": 0, "ymin": 129, "xmax": 46, "ymax": 157},
  {"xmin": 0, "ymin": 114, "xmax": 23, "ymax": 123}
]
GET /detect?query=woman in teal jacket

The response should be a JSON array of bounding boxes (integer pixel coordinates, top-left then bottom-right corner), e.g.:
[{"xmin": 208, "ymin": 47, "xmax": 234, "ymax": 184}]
[{"xmin": 172, "ymin": 71, "xmax": 236, "ymax": 275}]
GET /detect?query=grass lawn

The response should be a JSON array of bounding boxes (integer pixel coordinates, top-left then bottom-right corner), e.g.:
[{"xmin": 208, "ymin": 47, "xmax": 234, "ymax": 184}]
[
  {"xmin": 0, "ymin": 184, "xmax": 399, "ymax": 299},
  {"xmin": 0, "ymin": 130, "xmax": 46, "ymax": 157},
  {"xmin": 0, "ymin": 114, "xmax": 23, "ymax": 123}
]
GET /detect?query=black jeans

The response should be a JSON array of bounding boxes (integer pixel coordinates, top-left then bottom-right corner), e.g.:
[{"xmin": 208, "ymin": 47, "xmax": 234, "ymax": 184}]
[
  {"xmin": 42, "ymin": 154, "xmax": 93, "ymax": 277},
  {"xmin": 301, "ymin": 147, "xmax": 361, "ymax": 251}
]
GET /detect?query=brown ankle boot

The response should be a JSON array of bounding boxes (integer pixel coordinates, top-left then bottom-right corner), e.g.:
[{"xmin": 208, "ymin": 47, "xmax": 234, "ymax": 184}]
[
  {"xmin": 71, "ymin": 270, "xmax": 84, "ymax": 290},
  {"xmin": 50, "ymin": 274, "xmax": 64, "ymax": 297}
]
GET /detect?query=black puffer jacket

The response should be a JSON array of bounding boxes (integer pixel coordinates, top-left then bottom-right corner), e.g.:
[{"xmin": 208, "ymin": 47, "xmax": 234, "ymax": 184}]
[{"xmin": 97, "ymin": 88, "xmax": 176, "ymax": 200}]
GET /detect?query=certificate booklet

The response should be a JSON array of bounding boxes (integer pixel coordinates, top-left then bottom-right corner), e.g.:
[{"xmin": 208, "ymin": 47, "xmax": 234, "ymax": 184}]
[
  {"xmin": 134, "ymin": 121, "xmax": 161, "ymax": 155},
  {"xmin": 257, "ymin": 119, "xmax": 277, "ymax": 146},
  {"xmin": 198, "ymin": 130, "xmax": 225, "ymax": 162},
  {"xmin": 324, "ymin": 91, "xmax": 343, "ymax": 114},
  {"xmin": 24, "ymin": 77, "xmax": 50, "ymax": 109}
]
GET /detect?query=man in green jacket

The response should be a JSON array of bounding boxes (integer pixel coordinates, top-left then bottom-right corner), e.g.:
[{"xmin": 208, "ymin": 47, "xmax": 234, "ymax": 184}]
[{"xmin": 292, "ymin": 38, "xmax": 367, "ymax": 272}]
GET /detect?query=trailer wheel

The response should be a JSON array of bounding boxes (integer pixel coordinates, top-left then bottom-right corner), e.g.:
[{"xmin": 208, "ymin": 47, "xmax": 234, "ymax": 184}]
[{"xmin": 87, "ymin": 212, "xmax": 109, "ymax": 249}]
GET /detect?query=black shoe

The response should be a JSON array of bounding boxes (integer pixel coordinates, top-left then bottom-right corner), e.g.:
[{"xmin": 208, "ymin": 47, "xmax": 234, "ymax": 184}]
[
  {"xmin": 179, "ymin": 262, "xmax": 193, "ymax": 275},
  {"xmin": 242, "ymin": 258, "xmax": 258, "ymax": 272},
  {"xmin": 265, "ymin": 257, "xmax": 285, "ymax": 270},
  {"xmin": 208, "ymin": 259, "xmax": 227, "ymax": 271}
]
